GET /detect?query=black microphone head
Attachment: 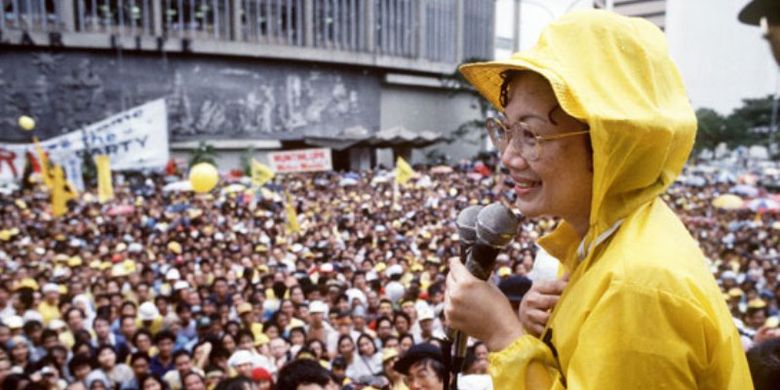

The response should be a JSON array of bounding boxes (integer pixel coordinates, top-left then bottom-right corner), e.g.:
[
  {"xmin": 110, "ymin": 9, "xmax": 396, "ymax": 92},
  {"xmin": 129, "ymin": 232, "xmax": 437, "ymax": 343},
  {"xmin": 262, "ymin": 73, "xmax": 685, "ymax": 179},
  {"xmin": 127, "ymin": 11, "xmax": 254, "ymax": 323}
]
[
  {"xmin": 476, "ymin": 203, "xmax": 519, "ymax": 248},
  {"xmin": 455, "ymin": 205, "xmax": 483, "ymax": 245}
]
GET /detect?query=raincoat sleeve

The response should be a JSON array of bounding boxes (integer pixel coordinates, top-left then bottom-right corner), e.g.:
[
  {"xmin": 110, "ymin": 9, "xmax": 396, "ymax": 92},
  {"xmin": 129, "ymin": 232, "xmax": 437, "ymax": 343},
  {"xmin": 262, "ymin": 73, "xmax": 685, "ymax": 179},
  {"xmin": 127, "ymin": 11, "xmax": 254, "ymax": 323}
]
[
  {"xmin": 488, "ymin": 335, "xmax": 557, "ymax": 390},
  {"xmin": 562, "ymin": 279, "xmax": 749, "ymax": 389}
]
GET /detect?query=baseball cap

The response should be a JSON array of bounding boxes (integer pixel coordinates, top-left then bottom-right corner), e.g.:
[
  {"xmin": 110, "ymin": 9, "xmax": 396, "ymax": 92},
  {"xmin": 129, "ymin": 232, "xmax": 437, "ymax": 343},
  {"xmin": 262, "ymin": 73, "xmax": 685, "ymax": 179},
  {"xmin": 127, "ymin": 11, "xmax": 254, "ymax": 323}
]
[
  {"xmin": 251, "ymin": 367, "xmax": 273, "ymax": 382},
  {"xmin": 237, "ymin": 302, "xmax": 253, "ymax": 315},
  {"xmin": 309, "ymin": 300, "xmax": 327, "ymax": 314},
  {"xmin": 138, "ymin": 302, "xmax": 159, "ymax": 321},
  {"xmin": 382, "ymin": 348, "xmax": 400, "ymax": 363},
  {"xmin": 229, "ymin": 350, "xmax": 254, "ymax": 367}
]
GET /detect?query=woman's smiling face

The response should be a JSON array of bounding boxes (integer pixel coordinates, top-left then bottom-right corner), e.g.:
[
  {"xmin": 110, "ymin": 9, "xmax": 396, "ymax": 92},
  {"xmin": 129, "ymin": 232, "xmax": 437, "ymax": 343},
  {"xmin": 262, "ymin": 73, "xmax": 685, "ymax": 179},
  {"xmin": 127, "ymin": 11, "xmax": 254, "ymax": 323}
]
[{"xmin": 500, "ymin": 72, "xmax": 593, "ymax": 236}]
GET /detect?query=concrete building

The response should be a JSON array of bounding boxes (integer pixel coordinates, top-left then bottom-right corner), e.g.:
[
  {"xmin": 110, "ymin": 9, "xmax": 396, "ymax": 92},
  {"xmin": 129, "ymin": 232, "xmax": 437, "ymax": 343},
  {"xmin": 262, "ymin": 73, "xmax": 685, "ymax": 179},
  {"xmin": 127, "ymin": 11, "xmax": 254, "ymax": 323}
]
[{"xmin": 0, "ymin": 0, "xmax": 495, "ymax": 171}]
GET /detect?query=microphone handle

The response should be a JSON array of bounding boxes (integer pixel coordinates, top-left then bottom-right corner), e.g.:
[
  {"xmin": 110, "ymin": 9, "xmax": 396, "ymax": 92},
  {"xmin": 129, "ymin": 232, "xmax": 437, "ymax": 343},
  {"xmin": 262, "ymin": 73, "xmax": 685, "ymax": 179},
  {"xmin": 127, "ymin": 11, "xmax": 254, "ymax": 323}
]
[
  {"xmin": 464, "ymin": 243, "xmax": 500, "ymax": 281},
  {"xmin": 450, "ymin": 243, "xmax": 502, "ymax": 381}
]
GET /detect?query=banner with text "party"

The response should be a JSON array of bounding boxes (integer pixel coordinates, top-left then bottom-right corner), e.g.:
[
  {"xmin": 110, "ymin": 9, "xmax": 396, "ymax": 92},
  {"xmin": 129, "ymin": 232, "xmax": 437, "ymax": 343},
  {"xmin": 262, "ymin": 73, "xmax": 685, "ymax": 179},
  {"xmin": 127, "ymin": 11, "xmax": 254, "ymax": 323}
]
[{"xmin": 0, "ymin": 99, "xmax": 169, "ymax": 183}]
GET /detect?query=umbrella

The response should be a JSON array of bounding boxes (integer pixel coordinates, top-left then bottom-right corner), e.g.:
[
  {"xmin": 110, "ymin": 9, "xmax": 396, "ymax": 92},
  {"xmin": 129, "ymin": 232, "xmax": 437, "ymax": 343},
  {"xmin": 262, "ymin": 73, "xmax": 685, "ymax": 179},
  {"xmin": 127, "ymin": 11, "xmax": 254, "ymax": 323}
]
[
  {"xmin": 738, "ymin": 174, "xmax": 759, "ymax": 185},
  {"xmin": 107, "ymin": 205, "xmax": 135, "ymax": 216},
  {"xmin": 678, "ymin": 175, "xmax": 706, "ymax": 187},
  {"xmin": 163, "ymin": 180, "xmax": 192, "ymax": 192},
  {"xmin": 371, "ymin": 175, "xmax": 392, "ymax": 185},
  {"xmin": 339, "ymin": 177, "xmax": 359, "ymax": 186},
  {"xmin": 730, "ymin": 184, "xmax": 758, "ymax": 197},
  {"xmin": 712, "ymin": 194, "xmax": 745, "ymax": 210},
  {"xmin": 221, "ymin": 183, "xmax": 247, "ymax": 194},
  {"xmin": 746, "ymin": 198, "xmax": 780, "ymax": 212},
  {"xmin": 763, "ymin": 167, "xmax": 780, "ymax": 176},
  {"xmin": 431, "ymin": 165, "xmax": 453, "ymax": 174}
]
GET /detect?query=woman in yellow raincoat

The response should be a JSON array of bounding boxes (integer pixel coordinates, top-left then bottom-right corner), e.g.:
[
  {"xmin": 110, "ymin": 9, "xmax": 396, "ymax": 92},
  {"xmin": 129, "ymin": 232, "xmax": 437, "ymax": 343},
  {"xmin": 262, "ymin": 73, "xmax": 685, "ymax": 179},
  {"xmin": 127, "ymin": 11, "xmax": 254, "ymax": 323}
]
[{"xmin": 445, "ymin": 10, "xmax": 753, "ymax": 389}]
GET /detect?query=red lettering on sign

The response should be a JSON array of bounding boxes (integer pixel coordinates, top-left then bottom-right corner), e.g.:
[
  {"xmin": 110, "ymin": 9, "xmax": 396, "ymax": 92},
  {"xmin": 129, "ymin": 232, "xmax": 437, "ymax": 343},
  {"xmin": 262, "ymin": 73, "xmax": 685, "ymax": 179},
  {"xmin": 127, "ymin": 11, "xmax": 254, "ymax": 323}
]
[{"xmin": 0, "ymin": 148, "xmax": 18, "ymax": 178}]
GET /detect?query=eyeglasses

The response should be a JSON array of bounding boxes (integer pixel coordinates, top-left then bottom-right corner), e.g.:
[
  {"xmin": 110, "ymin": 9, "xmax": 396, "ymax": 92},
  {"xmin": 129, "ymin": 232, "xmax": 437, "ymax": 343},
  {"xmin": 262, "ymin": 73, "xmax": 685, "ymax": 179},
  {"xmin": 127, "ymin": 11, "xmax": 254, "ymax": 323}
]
[{"xmin": 486, "ymin": 113, "xmax": 589, "ymax": 161}]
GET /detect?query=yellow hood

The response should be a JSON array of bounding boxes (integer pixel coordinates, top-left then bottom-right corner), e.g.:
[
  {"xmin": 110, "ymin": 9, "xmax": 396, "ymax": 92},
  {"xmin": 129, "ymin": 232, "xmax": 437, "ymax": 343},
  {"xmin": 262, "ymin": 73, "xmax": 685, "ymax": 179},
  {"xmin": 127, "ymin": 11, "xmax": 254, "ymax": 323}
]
[{"xmin": 460, "ymin": 10, "xmax": 696, "ymax": 260}]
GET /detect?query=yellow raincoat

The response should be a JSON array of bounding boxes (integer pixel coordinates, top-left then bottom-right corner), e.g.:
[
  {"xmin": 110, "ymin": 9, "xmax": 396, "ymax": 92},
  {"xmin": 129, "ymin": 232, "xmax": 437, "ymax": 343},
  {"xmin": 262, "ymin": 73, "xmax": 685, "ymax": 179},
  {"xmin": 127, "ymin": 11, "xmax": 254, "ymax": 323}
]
[{"xmin": 459, "ymin": 10, "xmax": 752, "ymax": 389}]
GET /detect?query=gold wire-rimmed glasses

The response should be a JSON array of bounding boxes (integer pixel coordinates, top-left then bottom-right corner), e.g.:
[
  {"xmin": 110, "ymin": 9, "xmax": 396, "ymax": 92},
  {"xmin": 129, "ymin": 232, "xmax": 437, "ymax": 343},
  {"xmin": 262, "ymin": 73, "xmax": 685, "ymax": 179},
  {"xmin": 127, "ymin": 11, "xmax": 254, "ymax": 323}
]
[{"xmin": 485, "ymin": 113, "xmax": 590, "ymax": 161}]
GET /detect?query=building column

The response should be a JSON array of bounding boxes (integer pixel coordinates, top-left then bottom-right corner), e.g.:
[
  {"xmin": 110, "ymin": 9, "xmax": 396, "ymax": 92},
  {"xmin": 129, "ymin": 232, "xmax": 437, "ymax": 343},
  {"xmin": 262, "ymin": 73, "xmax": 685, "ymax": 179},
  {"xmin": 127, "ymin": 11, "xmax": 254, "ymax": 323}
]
[
  {"xmin": 59, "ymin": 0, "xmax": 76, "ymax": 32},
  {"xmin": 304, "ymin": 0, "xmax": 314, "ymax": 46},
  {"xmin": 513, "ymin": 0, "xmax": 521, "ymax": 52},
  {"xmin": 416, "ymin": 0, "xmax": 426, "ymax": 59},
  {"xmin": 152, "ymin": 0, "xmax": 163, "ymax": 36},
  {"xmin": 231, "ymin": 0, "xmax": 242, "ymax": 41},
  {"xmin": 455, "ymin": 0, "xmax": 463, "ymax": 62},
  {"xmin": 365, "ymin": 0, "xmax": 375, "ymax": 53}
]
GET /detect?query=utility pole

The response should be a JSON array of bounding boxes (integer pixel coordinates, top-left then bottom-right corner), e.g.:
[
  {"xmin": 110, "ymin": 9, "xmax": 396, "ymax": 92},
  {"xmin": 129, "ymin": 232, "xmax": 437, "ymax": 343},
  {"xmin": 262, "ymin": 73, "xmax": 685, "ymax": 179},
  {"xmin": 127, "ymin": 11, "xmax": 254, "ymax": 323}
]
[
  {"xmin": 513, "ymin": 0, "xmax": 522, "ymax": 52},
  {"xmin": 770, "ymin": 72, "xmax": 779, "ymax": 157}
]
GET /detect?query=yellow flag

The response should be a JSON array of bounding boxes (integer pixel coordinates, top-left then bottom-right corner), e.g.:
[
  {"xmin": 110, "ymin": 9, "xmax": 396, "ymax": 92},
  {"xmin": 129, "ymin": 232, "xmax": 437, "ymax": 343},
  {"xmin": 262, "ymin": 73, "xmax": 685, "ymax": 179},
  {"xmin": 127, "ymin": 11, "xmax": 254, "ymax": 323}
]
[
  {"xmin": 33, "ymin": 137, "xmax": 52, "ymax": 189},
  {"xmin": 251, "ymin": 159, "xmax": 275, "ymax": 187},
  {"xmin": 51, "ymin": 165, "xmax": 77, "ymax": 217},
  {"xmin": 95, "ymin": 155, "xmax": 114, "ymax": 203},
  {"xmin": 395, "ymin": 157, "xmax": 414, "ymax": 185},
  {"xmin": 285, "ymin": 191, "xmax": 301, "ymax": 234}
]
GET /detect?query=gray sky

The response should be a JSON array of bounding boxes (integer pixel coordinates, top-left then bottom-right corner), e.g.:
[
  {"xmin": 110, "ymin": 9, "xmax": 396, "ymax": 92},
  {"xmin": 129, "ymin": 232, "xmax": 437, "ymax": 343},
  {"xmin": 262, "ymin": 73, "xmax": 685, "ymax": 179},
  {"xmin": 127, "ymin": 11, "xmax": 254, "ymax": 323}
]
[
  {"xmin": 666, "ymin": 0, "xmax": 777, "ymax": 115},
  {"xmin": 494, "ymin": 0, "xmax": 777, "ymax": 115}
]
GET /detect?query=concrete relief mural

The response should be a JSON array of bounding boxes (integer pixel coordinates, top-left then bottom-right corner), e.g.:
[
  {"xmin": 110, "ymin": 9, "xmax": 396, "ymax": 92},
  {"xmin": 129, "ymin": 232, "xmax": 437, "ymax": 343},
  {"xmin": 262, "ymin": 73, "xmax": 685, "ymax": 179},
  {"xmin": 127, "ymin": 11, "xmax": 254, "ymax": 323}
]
[{"xmin": 0, "ymin": 49, "xmax": 381, "ymax": 142}]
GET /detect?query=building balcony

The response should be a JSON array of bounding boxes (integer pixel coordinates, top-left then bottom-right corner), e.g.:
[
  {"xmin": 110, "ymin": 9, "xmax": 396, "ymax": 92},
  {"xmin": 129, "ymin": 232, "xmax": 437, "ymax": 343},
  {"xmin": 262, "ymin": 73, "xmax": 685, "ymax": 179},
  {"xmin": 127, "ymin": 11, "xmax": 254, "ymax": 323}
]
[{"xmin": 1, "ymin": 0, "xmax": 495, "ymax": 75}]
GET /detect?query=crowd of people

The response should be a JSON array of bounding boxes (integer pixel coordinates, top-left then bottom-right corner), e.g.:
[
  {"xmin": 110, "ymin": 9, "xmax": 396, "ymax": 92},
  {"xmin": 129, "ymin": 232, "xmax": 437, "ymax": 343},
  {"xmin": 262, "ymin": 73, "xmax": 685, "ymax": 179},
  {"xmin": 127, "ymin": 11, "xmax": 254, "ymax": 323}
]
[{"xmin": 0, "ymin": 156, "xmax": 777, "ymax": 390}]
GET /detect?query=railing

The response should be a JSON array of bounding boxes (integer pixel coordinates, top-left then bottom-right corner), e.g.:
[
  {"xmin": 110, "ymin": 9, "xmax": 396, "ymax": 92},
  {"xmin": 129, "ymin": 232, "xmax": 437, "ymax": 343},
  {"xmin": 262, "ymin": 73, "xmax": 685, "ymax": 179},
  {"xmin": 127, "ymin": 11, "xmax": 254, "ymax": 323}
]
[
  {"xmin": 313, "ymin": 0, "xmax": 362, "ymax": 51},
  {"xmin": 162, "ymin": 0, "xmax": 232, "ymax": 39},
  {"xmin": 1, "ymin": 0, "xmax": 62, "ymax": 31},
  {"xmin": 1, "ymin": 0, "xmax": 495, "ymax": 68},
  {"xmin": 244, "ymin": 0, "xmax": 304, "ymax": 46},
  {"xmin": 74, "ymin": 0, "xmax": 153, "ymax": 35}
]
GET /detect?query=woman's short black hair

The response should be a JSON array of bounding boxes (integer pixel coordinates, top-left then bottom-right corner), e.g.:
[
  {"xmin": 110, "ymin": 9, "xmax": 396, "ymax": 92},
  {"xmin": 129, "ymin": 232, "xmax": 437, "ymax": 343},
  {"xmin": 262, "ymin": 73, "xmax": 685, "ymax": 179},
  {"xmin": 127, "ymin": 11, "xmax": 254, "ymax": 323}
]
[
  {"xmin": 139, "ymin": 374, "xmax": 169, "ymax": 390},
  {"xmin": 498, "ymin": 70, "xmax": 559, "ymax": 125},
  {"xmin": 276, "ymin": 359, "xmax": 332, "ymax": 389},
  {"xmin": 747, "ymin": 338, "xmax": 780, "ymax": 390}
]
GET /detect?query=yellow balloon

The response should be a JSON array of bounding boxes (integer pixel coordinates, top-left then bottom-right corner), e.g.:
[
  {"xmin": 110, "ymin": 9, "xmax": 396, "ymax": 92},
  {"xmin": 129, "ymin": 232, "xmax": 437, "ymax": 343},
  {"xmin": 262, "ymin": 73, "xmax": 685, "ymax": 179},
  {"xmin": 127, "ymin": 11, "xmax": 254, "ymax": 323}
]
[
  {"xmin": 18, "ymin": 115, "xmax": 36, "ymax": 131},
  {"xmin": 189, "ymin": 163, "xmax": 219, "ymax": 193}
]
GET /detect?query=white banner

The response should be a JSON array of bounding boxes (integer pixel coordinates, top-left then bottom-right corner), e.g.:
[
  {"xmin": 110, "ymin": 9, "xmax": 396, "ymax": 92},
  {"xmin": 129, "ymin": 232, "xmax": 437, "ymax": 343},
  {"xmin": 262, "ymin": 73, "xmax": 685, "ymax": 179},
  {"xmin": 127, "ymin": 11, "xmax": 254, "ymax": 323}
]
[
  {"xmin": 0, "ymin": 99, "xmax": 169, "ymax": 183},
  {"xmin": 268, "ymin": 148, "xmax": 333, "ymax": 173}
]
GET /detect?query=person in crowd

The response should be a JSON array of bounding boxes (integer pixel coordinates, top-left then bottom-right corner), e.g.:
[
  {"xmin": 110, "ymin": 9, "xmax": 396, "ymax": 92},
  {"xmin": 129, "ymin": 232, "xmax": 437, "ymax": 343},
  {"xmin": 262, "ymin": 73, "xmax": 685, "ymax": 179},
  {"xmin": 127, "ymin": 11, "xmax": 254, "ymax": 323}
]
[
  {"xmin": 276, "ymin": 359, "xmax": 339, "ymax": 390},
  {"xmin": 381, "ymin": 348, "xmax": 407, "ymax": 390},
  {"xmin": 739, "ymin": 0, "xmax": 780, "ymax": 65},
  {"xmin": 149, "ymin": 331, "xmax": 176, "ymax": 378},
  {"xmin": 90, "ymin": 345, "xmax": 134, "ymax": 389},
  {"xmin": 346, "ymin": 333, "xmax": 382, "ymax": 382},
  {"xmin": 181, "ymin": 371, "xmax": 206, "ymax": 390},
  {"xmin": 138, "ymin": 374, "xmax": 168, "ymax": 390},
  {"xmin": 393, "ymin": 344, "xmax": 445, "ymax": 390}
]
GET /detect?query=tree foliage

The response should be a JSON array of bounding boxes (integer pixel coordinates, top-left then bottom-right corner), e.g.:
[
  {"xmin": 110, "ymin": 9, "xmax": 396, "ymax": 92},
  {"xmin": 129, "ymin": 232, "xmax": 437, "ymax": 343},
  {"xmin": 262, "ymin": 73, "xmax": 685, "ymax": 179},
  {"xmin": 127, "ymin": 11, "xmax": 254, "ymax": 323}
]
[
  {"xmin": 695, "ymin": 95, "xmax": 776, "ymax": 152},
  {"xmin": 188, "ymin": 141, "xmax": 219, "ymax": 168}
]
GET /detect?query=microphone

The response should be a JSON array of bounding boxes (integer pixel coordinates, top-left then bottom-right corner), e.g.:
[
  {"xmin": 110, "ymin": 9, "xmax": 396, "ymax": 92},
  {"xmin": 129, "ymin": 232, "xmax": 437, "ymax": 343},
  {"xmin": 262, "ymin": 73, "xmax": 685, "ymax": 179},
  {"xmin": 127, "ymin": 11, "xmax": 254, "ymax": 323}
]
[
  {"xmin": 466, "ymin": 203, "xmax": 519, "ymax": 279},
  {"xmin": 455, "ymin": 205, "xmax": 483, "ymax": 263},
  {"xmin": 450, "ymin": 203, "xmax": 519, "ymax": 375}
]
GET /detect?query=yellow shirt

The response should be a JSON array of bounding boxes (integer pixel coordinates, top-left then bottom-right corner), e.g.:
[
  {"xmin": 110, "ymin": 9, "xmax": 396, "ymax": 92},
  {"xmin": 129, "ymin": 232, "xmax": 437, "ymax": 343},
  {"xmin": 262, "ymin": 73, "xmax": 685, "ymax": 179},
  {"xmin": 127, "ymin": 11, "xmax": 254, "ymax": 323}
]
[{"xmin": 37, "ymin": 302, "xmax": 61, "ymax": 326}]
